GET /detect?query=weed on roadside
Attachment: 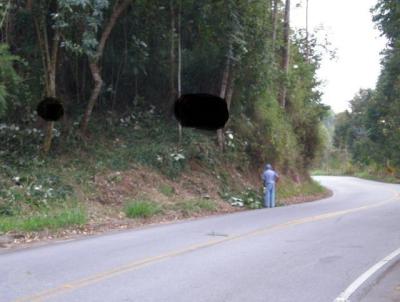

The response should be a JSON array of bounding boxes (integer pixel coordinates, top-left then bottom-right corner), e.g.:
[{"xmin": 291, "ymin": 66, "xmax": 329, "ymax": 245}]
[
  {"xmin": 172, "ymin": 198, "xmax": 217, "ymax": 217},
  {"xmin": 124, "ymin": 200, "xmax": 162, "ymax": 219},
  {"xmin": 158, "ymin": 184, "xmax": 175, "ymax": 197},
  {"xmin": 0, "ymin": 207, "xmax": 86, "ymax": 233}
]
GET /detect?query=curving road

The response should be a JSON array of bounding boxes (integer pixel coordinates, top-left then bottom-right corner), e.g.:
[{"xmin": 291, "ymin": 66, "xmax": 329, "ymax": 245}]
[{"xmin": 1, "ymin": 176, "xmax": 400, "ymax": 302}]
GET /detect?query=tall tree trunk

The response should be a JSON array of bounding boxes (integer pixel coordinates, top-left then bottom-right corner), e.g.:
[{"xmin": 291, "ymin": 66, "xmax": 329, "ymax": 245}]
[
  {"xmin": 271, "ymin": 0, "xmax": 279, "ymax": 55},
  {"xmin": 217, "ymin": 54, "xmax": 231, "ymax": 152},
  {"xmin": 42, "ymin": 31, "xmax": 60, "ymax": 155},
  {"xmin": 33, "ymin": 6, "xmax": 60, "ymax": 155},
  {"xmin": 80, "ymin": 0, "xmax": 131, "ymax": 134},
  {"xmin": 134, "ymin": 74, "xmax": 139, "ymax": 106},
  {"xmin": 177, "ymin": 0, "xmax": 182, "ymax": 144},
  {"xmin": 0, "ymin": 0, "xmax": 11, "ymax": 43},
  {"xmin": 49, "ymin": 31, "xmax": 60, "ymax": 96},
  {"xmin": 81, "ymin": 62, "xmax": 103, "ymax": 133},
  {"xmin": 279, "ymin": 0, "xmax": 290, "ymax": 109},
  {"xmin": 305, "ymin": 0, "xmax": 309, "ymax": 61},
  {"xmin": 169, "ymin": 0, "xmax": 177, "ymax": 116},
  {"xmin": 226, "ymin": 75, "xmax": 234, "ymax": 111},
  {"xmin": 112, "ymin": 18, "xmax": 128, "ymax": 110},
  {"xmin": 26, "ymin": 0, "xmax": 33, "ymax": 11}
]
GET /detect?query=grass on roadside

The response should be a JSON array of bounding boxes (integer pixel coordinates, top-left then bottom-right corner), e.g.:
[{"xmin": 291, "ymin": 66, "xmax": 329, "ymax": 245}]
[
  {"xmin": 312, "ymin": 167, "xmax": 400, "ymax": 184},
  {"xmin": 124, "ymin": 200, "xmax": 162, "ymax": 219},
  {"xmin": 0, "ymin": 207, "xmax": 86, "ymax": 233},
  {"xmin": 352, "ymin": 171, "xmax": 400, "ymax": 184},
  {"xmin": 172, "ymin": 198, "xmax": 217, "ymax": 217},
  {"xmin": 277, "ymin": 179, "xmax": 326, "ymax": 202},
  {"xmin": 158, "ymin": 184, "xmax": 175, "ymax": 197}
]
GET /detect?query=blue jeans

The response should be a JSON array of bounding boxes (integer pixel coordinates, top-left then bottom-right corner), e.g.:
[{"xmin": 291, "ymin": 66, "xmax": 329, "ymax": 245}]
[{"xmin": 264, "ymin": 183, "xmax": 275, "ymax": 208}]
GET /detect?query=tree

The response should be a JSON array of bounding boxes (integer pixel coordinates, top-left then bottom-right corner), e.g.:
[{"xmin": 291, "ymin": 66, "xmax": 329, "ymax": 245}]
[
  {"xmin": 31, "ymin": 0, "xmax": 62, "ymax": 154},
  {"xmin": 80, "ymin": 0, "xmax": 132, "ymax": 134},
  {"xmin": 279, "ymin": 0, "xmax": 290, "ymax": 108}
]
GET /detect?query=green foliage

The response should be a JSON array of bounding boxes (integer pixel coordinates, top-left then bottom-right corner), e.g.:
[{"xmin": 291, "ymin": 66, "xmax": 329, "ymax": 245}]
[
  {"xmin": 124, "ymin": 200, "xmax": 162, "ymax": 219},
  {"xmin": 251, "ymin": 93, "xmax": 300, "ymax": 168},
  {"xmin": 372, "ymin": 0, "xmax": 400, "ymax": 46},
  {"xmin": 0, "ymin": 43, "xmax": 21, "ymax": 117},
  {"xmin": 0, "ymin": 120, "xmax": 55, "ymax": 156},
  {"xmin": 0, "ymin": 152, "xmax": 77, "ymax": 221},
  {"xmin": 238, "ymin": 188, "xmax": 263, "ymax": 209}
]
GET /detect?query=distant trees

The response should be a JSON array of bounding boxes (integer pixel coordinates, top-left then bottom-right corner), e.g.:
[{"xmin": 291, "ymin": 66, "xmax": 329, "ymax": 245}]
[{"xmin": 334, "ymin": 0, "xmax": 400, "ymax": 171}]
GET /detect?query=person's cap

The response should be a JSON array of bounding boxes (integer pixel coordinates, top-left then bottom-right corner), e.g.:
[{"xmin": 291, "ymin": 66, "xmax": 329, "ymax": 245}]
[{"xmin": 266, "ymin": 164, "xmax": 272, "ymax": 169}]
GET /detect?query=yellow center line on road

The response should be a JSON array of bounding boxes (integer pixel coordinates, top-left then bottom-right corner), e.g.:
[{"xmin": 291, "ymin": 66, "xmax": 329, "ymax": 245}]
[{"xmin": 13, "ymin": 191, "xmax": 400, "ymax": 302}]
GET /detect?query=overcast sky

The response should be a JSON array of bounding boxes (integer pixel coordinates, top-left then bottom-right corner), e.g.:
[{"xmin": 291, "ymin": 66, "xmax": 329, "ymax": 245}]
[{"xmin": 291, "ymin": 0, "xmax": 387, "ymax": 113}]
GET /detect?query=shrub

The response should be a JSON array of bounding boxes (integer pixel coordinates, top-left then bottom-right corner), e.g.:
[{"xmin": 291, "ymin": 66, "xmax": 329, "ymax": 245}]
[{"xmin": 124, "ymin": 200, "xmax": 161, "ymax": 219}]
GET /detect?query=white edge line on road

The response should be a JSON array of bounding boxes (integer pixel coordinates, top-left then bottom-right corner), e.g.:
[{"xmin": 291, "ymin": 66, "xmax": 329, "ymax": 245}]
[{"xmin": 334, "ymin": 246, "xmax": 400, "ymax": 302}]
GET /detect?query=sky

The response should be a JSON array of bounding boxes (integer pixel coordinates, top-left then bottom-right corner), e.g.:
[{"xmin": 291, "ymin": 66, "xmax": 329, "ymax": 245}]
[{"xmin": 291, "ymin": 0, "xmax": 387, "ymax": 113}]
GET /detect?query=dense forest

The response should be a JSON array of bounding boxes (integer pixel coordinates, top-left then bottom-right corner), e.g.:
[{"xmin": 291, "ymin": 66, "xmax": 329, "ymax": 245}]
[
  {"xmin": 332, "ymin": 0, "xmax": 400, "ymax": 178},
  {"xmin": 0, "ymin": 0, "xmax": 329, "ymax": 235},
  {"xmin": 0, "ymin": 0, "xmax": 328, "ymax": 168}
]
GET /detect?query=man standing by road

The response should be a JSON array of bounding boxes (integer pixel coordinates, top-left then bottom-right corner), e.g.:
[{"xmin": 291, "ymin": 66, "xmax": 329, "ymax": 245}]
[{"xmin": 262, "ymin": 164, "xmax": 279, "ymax": 208}]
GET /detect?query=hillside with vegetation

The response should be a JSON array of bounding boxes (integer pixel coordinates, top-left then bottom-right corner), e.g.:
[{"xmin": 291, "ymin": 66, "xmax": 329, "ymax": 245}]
[{"xmin": 0, "ymin": 0, "xmax": 329, "ymax": 244}]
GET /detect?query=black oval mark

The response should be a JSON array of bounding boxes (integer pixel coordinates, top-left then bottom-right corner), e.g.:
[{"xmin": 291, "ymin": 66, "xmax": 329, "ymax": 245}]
[
  {"xmin": 174, "ymin": 93, "xmax": 229, "ymax": 131},
  {"xmin": 36, "ymin": 97, "xmax": 64, "ymax": 122}
]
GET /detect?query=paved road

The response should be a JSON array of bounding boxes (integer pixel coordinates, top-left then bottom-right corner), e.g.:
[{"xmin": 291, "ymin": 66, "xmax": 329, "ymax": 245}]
[{"xmin": 2, "ymin": 176, "xmax": 400, "ymax": 302}]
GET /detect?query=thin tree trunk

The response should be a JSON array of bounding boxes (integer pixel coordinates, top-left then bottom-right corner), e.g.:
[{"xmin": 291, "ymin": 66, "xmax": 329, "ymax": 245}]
[
  {"xmin": 42, "ymin": 31, "xmax": 60, "ymax": 155},
  {"xmin": 42, "ymin": 30, "xmax": 60, "ymax": 155},
  {"xmin": 42, "ymin": 121, "xmax": 54, "ymax": 154},
  {"xmin": 81, "ymin": 62, "xmax": 103, "ymax": 133},
  {"xmin": 80, "ymin": 0, "xmax": 131, "ymax": 134},
  {"xmin": 177, "ymin": 0, "xmax": 182, "ymax": 144},
  {"xmin": 177, "ymin": 7, "xmax": 182, "ymax": 98},
  {"xmin": 26, "ymin": 0, "xmax": 33, "ymax": 11},
  {"xmin": 0, "ymin": 0, "xmax": 11, "ymax": 42},
  {"xmin": 305, "ymin": 0, "xmax": 309, "ymax": 61},
  {"xmin": 217, "ymin": 54, "xmax": 231, "ymax": 152},
  {"xmin": 169, "ymin": 0, "xmax": 177, "ymax": 115},
  {"xmin": 75, "ymin": 55, "xmax": 80, "ymax": 104},
  {"xmin": 112, "ymin": 18, "xmax": 128, "ymax": 109},
  {"xmin": 226, "ymin": 75, "xmax": 234, "ymax": 111},
  {"xmin": 279, "ymin": 0, "xmax": 290, "ymax": 109},
  {"xmin": 49, "ymin": 31, "xmax": 60, "ymax": 96},
  {"xmin": 134, "ymin": 74, "xmax": 139, "ymax": 106},
  {"xmin": 33, "ymin": 16, "xmax": 50, "ymax": 95},
  {"xmin": 220, "ymin": 56, "xmax": 230, "ymax": 100},
  {"xmin": 33, "ymin": 2, "xmax": 60, "ymax": 155},
  {"xmin": 271, "ymin": 0, "xmax": 279, "ymax": 54}
]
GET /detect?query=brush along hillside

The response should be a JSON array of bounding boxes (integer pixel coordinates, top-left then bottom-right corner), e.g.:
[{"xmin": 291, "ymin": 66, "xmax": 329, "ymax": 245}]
[{"xmin": 0, "ymin": 1, "xmax": 330, "ymax": 242}]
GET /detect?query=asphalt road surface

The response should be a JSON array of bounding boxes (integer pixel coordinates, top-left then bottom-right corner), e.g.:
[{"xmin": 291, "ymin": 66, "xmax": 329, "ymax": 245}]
[{"xmin": 2, "ymin": 176, "xmax": 400, "ymax": 302}]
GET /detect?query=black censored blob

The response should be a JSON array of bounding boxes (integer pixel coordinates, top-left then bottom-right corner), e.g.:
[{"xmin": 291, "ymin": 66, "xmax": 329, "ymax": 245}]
[
  {"xmin": 36, "ymin": 97, "xmax": 64, "ymax": 122},
  {"xmin": 174, "ymin": 93, "xmax": 229, "ymax": 131}
]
